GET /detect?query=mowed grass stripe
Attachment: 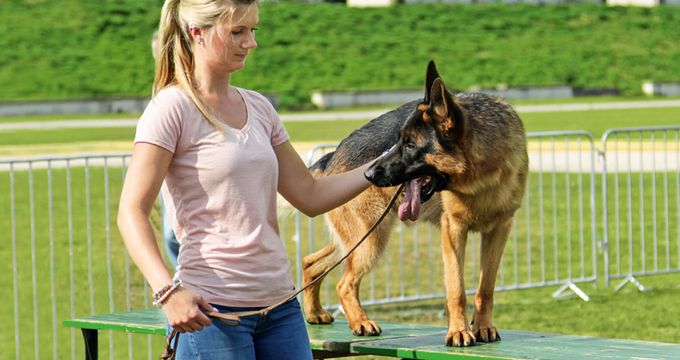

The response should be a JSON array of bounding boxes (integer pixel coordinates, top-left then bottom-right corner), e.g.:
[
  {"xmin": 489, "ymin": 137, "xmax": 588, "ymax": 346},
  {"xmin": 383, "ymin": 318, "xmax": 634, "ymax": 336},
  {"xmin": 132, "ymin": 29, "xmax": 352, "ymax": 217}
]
[{"xmin": 0, "ymin": 105, "xmax": 679, "ymax": 148}]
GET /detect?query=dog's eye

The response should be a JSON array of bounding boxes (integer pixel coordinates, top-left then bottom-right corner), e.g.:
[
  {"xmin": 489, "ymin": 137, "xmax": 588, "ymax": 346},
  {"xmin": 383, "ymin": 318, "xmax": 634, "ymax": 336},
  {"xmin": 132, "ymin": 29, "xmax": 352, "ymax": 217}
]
[{"xmin": 402, "ymin": 137, "xmax": 415, "ymax": 150}]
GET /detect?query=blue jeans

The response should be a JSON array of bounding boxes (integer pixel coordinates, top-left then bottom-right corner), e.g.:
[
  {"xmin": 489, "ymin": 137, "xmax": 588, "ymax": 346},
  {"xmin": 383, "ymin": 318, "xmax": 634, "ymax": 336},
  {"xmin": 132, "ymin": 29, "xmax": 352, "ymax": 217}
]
[{"xmin": 166, "ymin": 298, "xmax": 312, "ymax": 360}]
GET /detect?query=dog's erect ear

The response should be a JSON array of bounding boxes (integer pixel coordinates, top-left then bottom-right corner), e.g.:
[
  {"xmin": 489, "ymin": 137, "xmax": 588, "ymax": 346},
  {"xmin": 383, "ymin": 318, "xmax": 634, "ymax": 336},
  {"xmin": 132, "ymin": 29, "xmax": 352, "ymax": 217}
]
[
  {"xmin": 424, "ymin": 60, "xmax": 440, "ymax": 103},
  {"xmin": 429, "ymin": 78, "xmax": 462, "ymax": 134}
]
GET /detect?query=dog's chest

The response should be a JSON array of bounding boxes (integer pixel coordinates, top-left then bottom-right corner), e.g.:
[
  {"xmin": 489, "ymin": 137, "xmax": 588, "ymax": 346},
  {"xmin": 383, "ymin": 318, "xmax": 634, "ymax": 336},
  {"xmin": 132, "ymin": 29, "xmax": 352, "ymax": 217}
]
[{"xmin": 418, "ymin": 193, "xmax": 442, "ymax": 224}]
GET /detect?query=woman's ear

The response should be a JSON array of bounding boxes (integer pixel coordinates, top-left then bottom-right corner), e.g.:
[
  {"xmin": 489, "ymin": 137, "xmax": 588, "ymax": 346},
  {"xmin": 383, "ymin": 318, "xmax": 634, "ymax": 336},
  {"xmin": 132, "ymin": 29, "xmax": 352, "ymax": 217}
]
[{"xmin": 187, "ymin": 24, "xmax": 204, "ymax": 45}]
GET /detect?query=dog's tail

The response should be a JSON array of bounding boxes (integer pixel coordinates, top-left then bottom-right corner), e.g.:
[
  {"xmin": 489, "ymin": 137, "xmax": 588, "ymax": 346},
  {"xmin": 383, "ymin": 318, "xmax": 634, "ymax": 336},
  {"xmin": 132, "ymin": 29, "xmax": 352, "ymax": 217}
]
[{"xmin": 308, "ymin": 151, "xmax": 335, "ymax": 176}]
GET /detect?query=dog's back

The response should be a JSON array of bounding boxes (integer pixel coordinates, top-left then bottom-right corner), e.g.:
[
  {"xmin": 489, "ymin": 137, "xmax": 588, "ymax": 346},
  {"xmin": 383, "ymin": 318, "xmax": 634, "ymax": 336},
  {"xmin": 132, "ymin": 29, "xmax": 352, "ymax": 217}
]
[{"xmin": 309, "ymin": 100, "xmax": 420, "ymax": 176}]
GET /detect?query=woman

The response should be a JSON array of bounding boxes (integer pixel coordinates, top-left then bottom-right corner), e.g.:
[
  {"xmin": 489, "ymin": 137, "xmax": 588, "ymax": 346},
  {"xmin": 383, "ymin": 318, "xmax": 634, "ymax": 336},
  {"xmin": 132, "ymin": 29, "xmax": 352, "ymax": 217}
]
[{"xmin": 117, "ymin": 0, "xmax": 376, "ymax": 358}]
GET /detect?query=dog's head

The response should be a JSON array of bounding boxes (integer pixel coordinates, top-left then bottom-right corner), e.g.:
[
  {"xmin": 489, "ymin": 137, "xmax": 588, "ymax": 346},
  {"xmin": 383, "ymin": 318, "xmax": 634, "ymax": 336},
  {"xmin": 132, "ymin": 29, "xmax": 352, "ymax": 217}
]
[{"xmin": 364, "ymin": 60, "xmax": 466, "ymax": 221}]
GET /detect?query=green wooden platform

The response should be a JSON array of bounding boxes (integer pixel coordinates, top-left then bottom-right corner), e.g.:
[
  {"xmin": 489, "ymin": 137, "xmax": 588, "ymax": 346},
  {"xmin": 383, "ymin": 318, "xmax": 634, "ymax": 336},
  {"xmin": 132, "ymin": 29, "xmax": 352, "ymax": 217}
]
[
  {"xmin": 64, "ymin": 308, "xmax": 680, "ymax": 359},
  {"xmin": 307, "ymin": 318, "xmax": 449, "ymax": 358},
  {"xmin": 351, "ymin": 329, "xmax": 680, "ymax": 359},
  {"xmin": 63, "ymin": 308, "xmax": 167, "ymax": 335}
]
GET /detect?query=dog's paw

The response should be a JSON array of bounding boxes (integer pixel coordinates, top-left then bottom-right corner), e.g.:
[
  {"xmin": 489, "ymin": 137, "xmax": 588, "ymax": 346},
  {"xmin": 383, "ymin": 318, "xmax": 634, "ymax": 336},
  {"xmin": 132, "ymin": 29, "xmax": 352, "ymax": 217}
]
[
  {"xmin": 473, "ymin": 325, "xmax": 501, "ymax": 343},
  {"xmin": 445, "ymin": 329, "xmax": 476, "ymax": 347},
  {"xmin": 350, "ymin": 320, "xmax": 382, "ymax": 336},
  {"xmin": 305, "ymin": 309, "xmax": 334, "ymax": 324}
]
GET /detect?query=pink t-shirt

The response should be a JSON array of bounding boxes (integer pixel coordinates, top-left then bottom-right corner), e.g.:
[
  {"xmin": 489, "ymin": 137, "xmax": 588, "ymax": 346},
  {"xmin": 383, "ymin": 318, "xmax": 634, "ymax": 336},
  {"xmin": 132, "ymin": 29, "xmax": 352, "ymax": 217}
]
[{"xmin": 135, "ymin": 86, "xmax": 294, "ymax": 307}]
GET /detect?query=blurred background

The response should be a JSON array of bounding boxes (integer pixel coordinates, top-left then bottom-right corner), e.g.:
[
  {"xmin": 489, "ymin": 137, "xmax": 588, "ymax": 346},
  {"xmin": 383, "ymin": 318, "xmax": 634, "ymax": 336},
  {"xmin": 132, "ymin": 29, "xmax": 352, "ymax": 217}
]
[
  {"xmin": 2, "ymin": 0, "xmax": 680, "ymax": 110},
  {"xmin": 1, "ymin": 1, "xmax": 680, "ymax": 359}
]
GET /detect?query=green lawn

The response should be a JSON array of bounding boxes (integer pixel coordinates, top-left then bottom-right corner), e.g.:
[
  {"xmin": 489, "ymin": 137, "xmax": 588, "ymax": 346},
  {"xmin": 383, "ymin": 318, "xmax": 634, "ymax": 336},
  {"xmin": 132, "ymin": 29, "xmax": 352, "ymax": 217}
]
[
  {"xmin": 4, "ymin": 2, "xmax": 680, "ymax": 109},
  {"xmin": 2, "ymin": 163, "xmax": 678, "ymax": 358},
  {"xmin": 0, "ymin": 112, "xmax": 142, "ymax": 123},
  {"xmin": 522, "ymin": 106, "xmax": 680, "ymax": 140},
  {"xmin": 0, "ymin": 102, "xmax": 679, "ymax": 146}
]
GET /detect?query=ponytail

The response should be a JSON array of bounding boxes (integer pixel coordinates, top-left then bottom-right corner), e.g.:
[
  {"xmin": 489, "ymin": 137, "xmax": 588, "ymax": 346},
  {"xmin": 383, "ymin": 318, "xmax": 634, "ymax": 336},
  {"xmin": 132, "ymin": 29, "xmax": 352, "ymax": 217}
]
[{"xmin": 154, "ymin": 0, "xmax": 223, "ymax": 131}]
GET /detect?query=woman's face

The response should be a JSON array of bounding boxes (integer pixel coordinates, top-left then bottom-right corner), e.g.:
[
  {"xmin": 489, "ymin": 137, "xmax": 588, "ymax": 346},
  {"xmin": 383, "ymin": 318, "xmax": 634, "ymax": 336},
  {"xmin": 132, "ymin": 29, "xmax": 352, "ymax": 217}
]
[{"xmin": 202, "ymin": 4, "xmax": 259, "ymax": 74}]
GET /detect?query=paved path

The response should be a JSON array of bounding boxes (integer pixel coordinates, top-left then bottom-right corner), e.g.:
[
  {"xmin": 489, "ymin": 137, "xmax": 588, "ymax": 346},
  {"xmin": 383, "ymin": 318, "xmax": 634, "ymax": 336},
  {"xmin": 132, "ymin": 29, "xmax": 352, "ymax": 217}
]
[
  {"xmin": 1, "ymin": 99, "xmax": 678, "ymax": 172},
  {"xmin": 1, "ymin": 99, "xmax": 679, "ymax": 131},
  {"xmin": 3, "ymin": 148, "xmax": 677, "ymax": 173}
]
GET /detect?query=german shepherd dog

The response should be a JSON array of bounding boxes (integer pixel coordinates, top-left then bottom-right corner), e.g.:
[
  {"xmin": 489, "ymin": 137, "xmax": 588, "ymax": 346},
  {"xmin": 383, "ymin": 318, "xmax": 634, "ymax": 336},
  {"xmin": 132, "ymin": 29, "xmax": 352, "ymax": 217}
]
[{"xmin": 303, "ymin": 61, "xmax": 528, "ymax": 347}]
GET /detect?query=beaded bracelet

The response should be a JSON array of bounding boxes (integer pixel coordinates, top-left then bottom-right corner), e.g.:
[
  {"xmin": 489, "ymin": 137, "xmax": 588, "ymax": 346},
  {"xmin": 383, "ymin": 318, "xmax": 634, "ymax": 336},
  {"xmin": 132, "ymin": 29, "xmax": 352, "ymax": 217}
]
[{"xmin": 152, "ymin": 278, "xmax": 182, "ymax": 307}]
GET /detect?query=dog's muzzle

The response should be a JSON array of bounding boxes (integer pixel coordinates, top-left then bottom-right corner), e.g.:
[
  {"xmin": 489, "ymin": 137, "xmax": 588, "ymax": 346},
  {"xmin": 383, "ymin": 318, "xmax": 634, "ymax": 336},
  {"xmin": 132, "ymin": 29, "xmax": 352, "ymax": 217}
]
[
  {"xmin": 418, "ymin": 172, "xmax": 447, "ymax": 202},
  {"xmin": 364, "ymin": 164, "xmax": 447, "ymax": 203}
]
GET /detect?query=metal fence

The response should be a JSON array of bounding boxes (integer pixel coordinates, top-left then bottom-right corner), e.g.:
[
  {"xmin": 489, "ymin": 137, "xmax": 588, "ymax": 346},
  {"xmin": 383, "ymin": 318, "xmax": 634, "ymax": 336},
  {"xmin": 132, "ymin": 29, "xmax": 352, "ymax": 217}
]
[
  {"xmin": 600, "ymin": 126, "xmax": 680, "ymax": 290},
  {"xmin": 520, "ymin": 131, "xmax": 598, "ymax": 300},
  {"xmin": 0, "ymin": 154, "xmax": 159, "ymax": 360},
  {"xmin": 3, "ymin": 127, "xmax": 678, "ymax": 359},
  {"xmin": 297, "ymin": 131, "xmax": 599, "ymax": 312}
]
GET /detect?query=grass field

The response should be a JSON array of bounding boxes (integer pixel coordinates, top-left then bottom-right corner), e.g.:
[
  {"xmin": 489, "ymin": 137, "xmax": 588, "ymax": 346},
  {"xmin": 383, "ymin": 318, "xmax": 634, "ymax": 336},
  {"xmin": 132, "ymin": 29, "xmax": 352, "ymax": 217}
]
[
  {"xmin": 2, "ymin": 165, "xmax": 678, "ymax": 358},
  {"xmin": 1, "ymin": 103, "xmax": 679, "ymax": 358},
  {"xmin": 4, "ymin": 2, "xmax": 680, "ymax": 109}
]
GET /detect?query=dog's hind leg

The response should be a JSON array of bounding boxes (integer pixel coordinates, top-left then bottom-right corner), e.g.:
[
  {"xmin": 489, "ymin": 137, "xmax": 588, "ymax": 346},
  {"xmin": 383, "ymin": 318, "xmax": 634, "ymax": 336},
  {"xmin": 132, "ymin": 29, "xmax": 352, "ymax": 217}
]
[
  {"xmin": 302, "ymin": 240, "xmax": 340, "ymax": 324},
  {"xmin": 471, "ymin": 217, "xmax": 513, "ymax": 343},
  {"xmin": 333, "ymin": 201, "xmax": 394, "ymax": 336},
  {"xmin": 335, "ymin": 230, "xmax": 389, "ymax": 337}
]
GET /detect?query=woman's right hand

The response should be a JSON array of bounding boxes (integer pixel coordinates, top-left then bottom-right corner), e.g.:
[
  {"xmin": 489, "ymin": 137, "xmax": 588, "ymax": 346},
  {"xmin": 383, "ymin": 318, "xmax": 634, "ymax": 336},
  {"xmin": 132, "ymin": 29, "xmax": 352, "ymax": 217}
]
[{"xmin": 162, "ymin": 287, "xmax": 215, "ymax": 333}]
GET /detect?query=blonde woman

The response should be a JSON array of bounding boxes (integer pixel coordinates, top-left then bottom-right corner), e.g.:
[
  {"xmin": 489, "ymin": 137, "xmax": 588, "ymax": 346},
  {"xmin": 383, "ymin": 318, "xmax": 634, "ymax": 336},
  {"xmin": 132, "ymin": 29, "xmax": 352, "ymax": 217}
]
[{"xmin": 117, "ymin": 0, "xmax": 374, "ymax": 358}]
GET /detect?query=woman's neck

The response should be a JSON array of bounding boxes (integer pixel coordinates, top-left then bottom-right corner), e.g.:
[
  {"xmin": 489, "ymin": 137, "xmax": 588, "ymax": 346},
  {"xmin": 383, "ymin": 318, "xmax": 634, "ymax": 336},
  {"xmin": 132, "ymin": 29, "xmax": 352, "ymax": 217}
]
[{"xmin": 193, "ymin": 64, "xmax": 231, "ymax": 97}]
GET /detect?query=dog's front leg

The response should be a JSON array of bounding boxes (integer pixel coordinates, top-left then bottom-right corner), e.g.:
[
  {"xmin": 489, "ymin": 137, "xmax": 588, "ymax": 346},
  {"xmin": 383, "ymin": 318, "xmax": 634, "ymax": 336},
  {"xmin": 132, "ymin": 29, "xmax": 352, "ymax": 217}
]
[
  {"xmin": 441, "ymin": 215, "xmax": 474, "ymax": 347},
  {"xmin": 472, "ymin": 217, "xmax": 512, "ymax": 343}
]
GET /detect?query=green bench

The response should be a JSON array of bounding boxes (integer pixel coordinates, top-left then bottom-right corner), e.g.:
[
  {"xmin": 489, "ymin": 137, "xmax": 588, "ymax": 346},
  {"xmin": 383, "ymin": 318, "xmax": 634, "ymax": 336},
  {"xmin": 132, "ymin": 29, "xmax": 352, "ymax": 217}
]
[{"xmin": 64, "ymin": 308, "xmax": 680, "ymax": 359}]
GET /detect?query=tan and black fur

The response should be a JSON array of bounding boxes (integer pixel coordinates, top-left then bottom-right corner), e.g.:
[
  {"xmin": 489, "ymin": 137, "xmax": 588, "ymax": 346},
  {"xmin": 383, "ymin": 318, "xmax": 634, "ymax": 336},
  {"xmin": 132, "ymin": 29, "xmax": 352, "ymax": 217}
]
[{"xmin": 303, "ymin": 61, "xmax": 528, "ymax": 347}]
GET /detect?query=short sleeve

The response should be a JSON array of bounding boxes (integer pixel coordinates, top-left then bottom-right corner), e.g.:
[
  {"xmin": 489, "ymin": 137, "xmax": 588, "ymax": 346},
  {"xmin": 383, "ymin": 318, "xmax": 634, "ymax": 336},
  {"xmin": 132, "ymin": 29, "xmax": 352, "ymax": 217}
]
[
  {"xmin": 134, "ymin": 87, "xmax": 184, "ymax": 153},
  {"xmin": 270, "ymin": 104, "xmax": 288, "ymax": 146},
  {"xmin": 261, "ymin": 95, "xmax": 288, "ymax": 147}
]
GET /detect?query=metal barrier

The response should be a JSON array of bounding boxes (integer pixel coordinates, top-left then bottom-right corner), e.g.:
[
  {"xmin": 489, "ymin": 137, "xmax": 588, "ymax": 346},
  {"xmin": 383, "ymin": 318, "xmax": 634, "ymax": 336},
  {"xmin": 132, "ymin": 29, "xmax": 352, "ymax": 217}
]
[
  {"xmin": 297, "ymin": 131, "xmax": 598, "ymax": 313},
  {"xmin": 600, "ymin": 126, "xmax": 680, "ymax": 290},
  {"xmin": 0, "ymin": 154, "xmax": 159, "ymax": 360},
  {"xmin": 521, "ymin": 131, "xmax": 598, "ymax": 301}
]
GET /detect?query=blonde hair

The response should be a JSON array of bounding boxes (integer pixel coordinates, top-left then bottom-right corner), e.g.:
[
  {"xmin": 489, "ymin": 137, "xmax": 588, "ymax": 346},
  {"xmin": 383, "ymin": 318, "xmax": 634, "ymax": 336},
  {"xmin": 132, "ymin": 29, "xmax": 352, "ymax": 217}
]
[
  {"xmin": 151, "ymin": 30, "xmax": 159, "ymax": 60},
  {"xmin": 154, "ymin": 0, "xmax": 258, "ymax": 130}
]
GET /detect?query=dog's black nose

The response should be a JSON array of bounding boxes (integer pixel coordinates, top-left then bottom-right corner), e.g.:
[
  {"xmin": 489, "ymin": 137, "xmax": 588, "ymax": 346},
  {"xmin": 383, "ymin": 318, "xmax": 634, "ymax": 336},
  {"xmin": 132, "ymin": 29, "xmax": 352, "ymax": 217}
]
[
  {"xmin": 364, "ymin": 166, "xmax": 383, "ymax": 184},
  {"xmin": 365, "ymin": 165, "xmax": 399, "ymax": 187}
]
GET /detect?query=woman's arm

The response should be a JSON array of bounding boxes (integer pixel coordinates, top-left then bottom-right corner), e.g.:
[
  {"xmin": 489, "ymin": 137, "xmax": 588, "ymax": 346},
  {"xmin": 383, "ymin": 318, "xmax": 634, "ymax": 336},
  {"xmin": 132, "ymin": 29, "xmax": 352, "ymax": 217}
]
[
  {"xmin": 118, "ymin": 143, "xmax": 174, "ymax": 289},
  {"xmin": 275, "ymin": 141, "xmax": 373, "ymax": 217},
  {"xmin": 117, "ymin": 142, "xmax": 213, "ymax": 332}
]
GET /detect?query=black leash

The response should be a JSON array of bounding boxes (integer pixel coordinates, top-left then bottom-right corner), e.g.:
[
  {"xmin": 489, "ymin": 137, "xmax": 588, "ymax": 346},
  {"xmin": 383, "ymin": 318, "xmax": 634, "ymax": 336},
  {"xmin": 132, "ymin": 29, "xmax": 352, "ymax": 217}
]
[{"xmin": 162, "ymin": 184, "xmax": 405, "ymax": 359}]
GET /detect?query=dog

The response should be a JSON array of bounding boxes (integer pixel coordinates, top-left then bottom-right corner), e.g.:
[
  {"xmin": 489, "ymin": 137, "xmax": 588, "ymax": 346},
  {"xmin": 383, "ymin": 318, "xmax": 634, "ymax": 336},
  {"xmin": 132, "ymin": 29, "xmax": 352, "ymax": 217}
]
[{"xmin": 302, "ymin": 60, "xmax": 528, "ymax": 347}]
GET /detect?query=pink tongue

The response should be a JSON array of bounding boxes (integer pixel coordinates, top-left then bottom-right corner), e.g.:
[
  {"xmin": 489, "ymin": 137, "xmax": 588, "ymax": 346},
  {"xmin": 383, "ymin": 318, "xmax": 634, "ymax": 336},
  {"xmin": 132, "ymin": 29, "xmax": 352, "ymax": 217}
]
[{"xmin": 397, "ymin": 179, "xmax": 422, "ymax": 221}]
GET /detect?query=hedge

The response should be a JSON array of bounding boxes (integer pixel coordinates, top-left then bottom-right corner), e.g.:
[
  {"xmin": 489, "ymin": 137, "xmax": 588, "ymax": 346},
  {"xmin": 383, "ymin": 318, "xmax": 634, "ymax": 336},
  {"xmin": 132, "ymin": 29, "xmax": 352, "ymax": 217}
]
[{"xmin": 1, "ymin": 1, "xmax": 679, "ymax": 109}]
